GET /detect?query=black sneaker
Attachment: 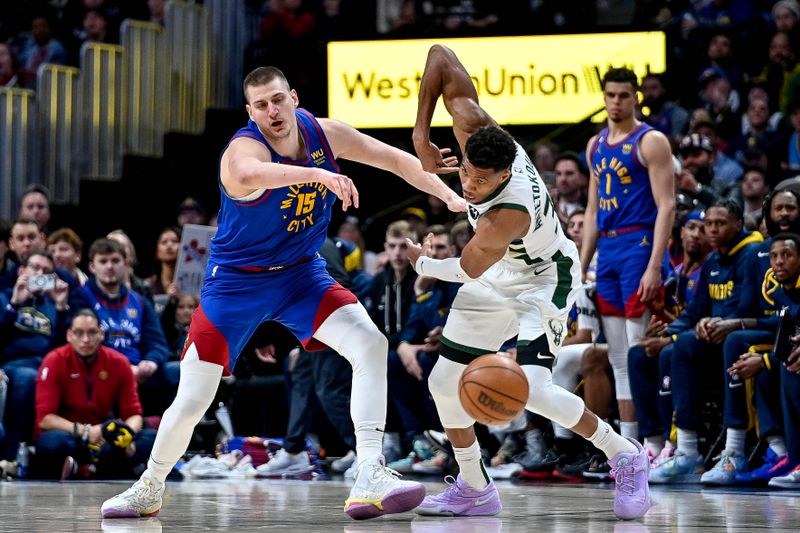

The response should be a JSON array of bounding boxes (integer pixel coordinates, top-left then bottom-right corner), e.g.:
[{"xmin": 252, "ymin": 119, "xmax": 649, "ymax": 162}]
[
  {"xmin": 517, "ymin": 449, "xmax": 564, "ymax": 480},
  {"xmin": 554, "ymin": 452, "xmax": 593, "ymax": 481},
  {"xmin": 582, "ymin": 454, "xmax": 612, "ymax": 480}
]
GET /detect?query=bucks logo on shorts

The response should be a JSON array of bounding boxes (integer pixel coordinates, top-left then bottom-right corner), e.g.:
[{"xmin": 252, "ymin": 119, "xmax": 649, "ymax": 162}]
[{"xmin": 548, "ymin": 319, "xmax": 564, "ymax": 346}]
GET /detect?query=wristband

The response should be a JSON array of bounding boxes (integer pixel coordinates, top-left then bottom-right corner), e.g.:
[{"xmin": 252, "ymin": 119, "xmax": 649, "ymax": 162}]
[{"xmin": 415, "ymin": 256, "xmax": 476, "ymax": 283}]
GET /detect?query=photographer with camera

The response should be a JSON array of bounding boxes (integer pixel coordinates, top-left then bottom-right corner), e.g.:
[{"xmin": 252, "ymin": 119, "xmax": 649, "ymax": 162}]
[
  {"xmin": 34, "ymin": 309, "xmax": 155, "ymax": 479},
  {"xmin": 0, "ymin": 249, "xmax": 70, "ymax": 462}
]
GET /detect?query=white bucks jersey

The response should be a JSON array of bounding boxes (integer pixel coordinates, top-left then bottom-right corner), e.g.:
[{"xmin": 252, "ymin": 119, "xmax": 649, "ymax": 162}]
[{"xmin": 466, "ymin": 142, "xmax": 578, "ymax": 276}]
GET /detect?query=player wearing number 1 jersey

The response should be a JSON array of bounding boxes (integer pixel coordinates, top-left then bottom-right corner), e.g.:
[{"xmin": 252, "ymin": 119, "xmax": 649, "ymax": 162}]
[
  {"xmin": 101, "ymin": 66, "xmax": 465, "ymax": 521},
  {"xmin": 406, "ymin": 45, "xmax": 652, "ymax": 520},
  {"xmin": 581, "ymin": 68, "xmax": 676, "ymax": 446}
]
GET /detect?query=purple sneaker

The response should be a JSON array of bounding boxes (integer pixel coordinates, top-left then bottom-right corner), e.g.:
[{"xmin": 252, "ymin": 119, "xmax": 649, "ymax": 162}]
[
  {"xmin": 415, "ymin": 475, "xmax": 502, "ymax": 517},
  {"xmin": 608, "ymin": 438, "xmax": 651, "ymax": 520}
]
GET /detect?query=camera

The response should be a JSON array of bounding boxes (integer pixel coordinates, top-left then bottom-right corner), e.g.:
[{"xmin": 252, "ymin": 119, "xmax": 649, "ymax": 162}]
[{"xmin": 28, "ymin": 273, "xmax": 57, "ymax": 292}]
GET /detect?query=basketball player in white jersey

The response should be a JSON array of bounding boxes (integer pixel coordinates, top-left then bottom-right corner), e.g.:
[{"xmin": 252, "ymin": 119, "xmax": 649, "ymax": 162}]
[{"xmin": 406, "ymin": 45, "xmax": 651, "ymax": 520}]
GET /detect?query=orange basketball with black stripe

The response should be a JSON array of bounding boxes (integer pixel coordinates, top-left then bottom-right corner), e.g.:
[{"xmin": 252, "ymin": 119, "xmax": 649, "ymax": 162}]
[{"xmin": 458, "ymin": 354, "xmax": 529, "ymax": 425}]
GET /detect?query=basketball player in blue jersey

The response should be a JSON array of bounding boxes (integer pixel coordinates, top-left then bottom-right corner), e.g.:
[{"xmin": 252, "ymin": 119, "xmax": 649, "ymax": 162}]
[
  {"xmin": 581, "ymin": 68, "xmax": 676, "ymax": 448},
  {"xmin": 406, "ymin": 45, "xmax": 651, "ymax": 520},
  {"xmin": 101, "ymin": 66, "xmax": 465, "ymax": 521}
]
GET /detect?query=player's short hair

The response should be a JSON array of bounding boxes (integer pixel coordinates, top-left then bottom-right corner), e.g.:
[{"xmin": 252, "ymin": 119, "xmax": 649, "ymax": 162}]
[
  {"xmin": 771, "ymin": 232, "xmax": 800, "ymax": 252},
  {"xmin": 386, "ymin": 220, "xmax": 415, "ymax": 241},
  {"xmin": 47, "ymin": 227, "xmax": 83, "ymax": 253},
  {"xmin": 88, "ymin": 238, "xmax": 127, "ymax": 261},
  {"xmin": 243, "ymin": 66, "xmax": 290, "ymax": 102},
  {"xmin": 708, "ymin": 198, "xmax": 743, "ymax": 222},
  {"xmin": 602, "ymin": 67, "xmax": 639, "ymax": 91},
  {"xmin": 465, "ymin": 127, "xmax": 517, "ymax": 172}
]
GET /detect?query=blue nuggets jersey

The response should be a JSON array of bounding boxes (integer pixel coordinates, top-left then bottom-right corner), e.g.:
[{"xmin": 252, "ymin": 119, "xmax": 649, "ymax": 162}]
[
  {"xmin": 210, "ymin": 108, "xmax": 339, "ymax": 270},
  {"xmin": 590, "ymin": 124, "xmax": 658, "ymax": 232}
]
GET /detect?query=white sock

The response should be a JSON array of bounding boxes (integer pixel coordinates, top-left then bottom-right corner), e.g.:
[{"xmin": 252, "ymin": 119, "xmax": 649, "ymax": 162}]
[
  {"xmin": 620, "ymin": 421, "xmax": 639, "ymax": 440},
  {"xmin": 643, "ymin": 435, "xmax": 665, "ymax": 457},
  {"xmin": 355, "ymin": 425, "xmax": 384, "ymax": 467},
  {"xmin": 587, "ymin": 418, "xmax": 636, "ymax": 459},
  {"xmin": 453, "ymin": 439, "xmax": 489, "ymax": 490},
  {"xmin": 767, "ymin": 435, "xmax": 788, "ymax": 457},
  {"xmin": 724, "ymin": 428, "xmax": 746, "ymax": 457},
  {"xmin": 676, "ymin": 428, "xmax": 699, "ymax": 458}
]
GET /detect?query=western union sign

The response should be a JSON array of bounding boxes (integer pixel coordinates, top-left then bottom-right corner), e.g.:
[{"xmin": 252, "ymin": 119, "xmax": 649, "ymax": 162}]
[{"xmin": 327, "ymin": 32, "xmax": 665, "ymax": 128}]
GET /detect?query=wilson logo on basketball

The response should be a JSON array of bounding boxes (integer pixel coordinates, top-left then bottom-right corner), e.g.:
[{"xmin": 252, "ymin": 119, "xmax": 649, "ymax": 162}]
[{"xmin": 477, "ymin": 390, "xmax": 518, "ymax": 417}]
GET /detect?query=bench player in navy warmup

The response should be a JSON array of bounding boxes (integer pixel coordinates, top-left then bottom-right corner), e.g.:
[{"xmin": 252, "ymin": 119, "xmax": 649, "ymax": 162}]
[{"xmin": 102, "ymin": 66, "xmax": 465, "ymax": 520}]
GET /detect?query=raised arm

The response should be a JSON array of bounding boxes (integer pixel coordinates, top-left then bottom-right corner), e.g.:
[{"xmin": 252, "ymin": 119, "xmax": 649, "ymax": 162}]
[
  {"xmin": 412, "ymin": 45, "xmax": 496, "ymax": 172},
  {"xmin": 321, "ymin": 118, "xmax": 465, "ymax": 212}
]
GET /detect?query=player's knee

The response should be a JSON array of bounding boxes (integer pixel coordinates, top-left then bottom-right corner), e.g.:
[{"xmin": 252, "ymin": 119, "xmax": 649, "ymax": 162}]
[
  {"xmin": 524, "ymin": 365, "xmax": 583, "ymax": 428},
  {"xmin": 581, "ymin": 345, "xmax": 609, "ymax": 375}
]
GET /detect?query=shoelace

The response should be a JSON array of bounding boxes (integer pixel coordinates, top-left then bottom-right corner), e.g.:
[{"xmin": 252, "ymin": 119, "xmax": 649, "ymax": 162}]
[
  {"xmin": 710, "ymin": 453, "xmax": 734, "ymax": 470},
  {"xmin": 612, "ymin": 463, "xmax": 637, "ymax": 495},
  {"xmin": 439, "ymin": 475, "xmax": 462, "ymax": 497}
]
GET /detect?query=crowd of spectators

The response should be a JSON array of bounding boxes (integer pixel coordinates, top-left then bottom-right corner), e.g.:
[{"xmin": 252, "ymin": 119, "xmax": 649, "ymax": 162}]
[{"xmin": 3, "ymin": 0, "xmax": 800, "ymax": 489}]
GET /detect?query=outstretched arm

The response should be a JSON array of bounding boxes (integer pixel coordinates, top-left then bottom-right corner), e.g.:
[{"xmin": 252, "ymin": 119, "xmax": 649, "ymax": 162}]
[
  {"xmin": 322, "ymin": 118, "xmax": 466, "ymax": 212},
  {"xmin": 407, "ymin": 209, "xmax": 529, "ymax": 282},
  {"xmin": 412, "ymin": 44, "xmax": 496, "ymax": 172}
]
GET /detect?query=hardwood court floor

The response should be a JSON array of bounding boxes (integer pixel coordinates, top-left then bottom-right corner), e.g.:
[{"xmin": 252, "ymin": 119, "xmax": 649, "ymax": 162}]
[{"xmin": 1, "ymin": 478, "xmax": 797, "ymax": 532}]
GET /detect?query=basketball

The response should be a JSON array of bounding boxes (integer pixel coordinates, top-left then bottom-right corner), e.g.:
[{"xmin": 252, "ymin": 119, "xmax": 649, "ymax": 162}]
[{"xmin": 458, "ymin": 354, "xmax": 529, "ymax": 426}]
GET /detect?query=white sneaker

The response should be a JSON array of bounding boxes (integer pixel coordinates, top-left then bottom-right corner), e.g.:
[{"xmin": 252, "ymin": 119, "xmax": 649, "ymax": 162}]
[
  {"xmin": 101, "ymin": 477, "xmax": 164, "ymax": 518},
  {"xmin": 256, "ymin": 449, "xmax": 313, "ymax": 477},
  {"xmin": 343, "ymin": 459, "xmax": 358, "ymax": 481},
  {"xmin": 332, "ymin": 450, "xmax": 357, "ymax": 473},
  {"xmin": 343, "ymin": 458, "xmax": 426, "ymax": 520},
  {"xmin": 485, "ymin": 462, "xmax": 523, "ymax": 479}
]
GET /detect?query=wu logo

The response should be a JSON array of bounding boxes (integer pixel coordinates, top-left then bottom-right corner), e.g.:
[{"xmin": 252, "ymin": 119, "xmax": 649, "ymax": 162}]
[{"xmin": 468, "ymin": 206, "xmax": 479, "ymax": 220}]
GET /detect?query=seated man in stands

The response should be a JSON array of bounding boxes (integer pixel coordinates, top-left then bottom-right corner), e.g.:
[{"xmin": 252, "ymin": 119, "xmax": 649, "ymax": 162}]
[
  {"xmin": 82, "ymin": 239, "xmax": 175, "ymax": 416},
  {"xmin": 0, "ymin": 250, "xmax": 70, "ymax": 461},
  {"xmin": 34, "ymin": 309, "xmax": 155, "ymax": 479}
]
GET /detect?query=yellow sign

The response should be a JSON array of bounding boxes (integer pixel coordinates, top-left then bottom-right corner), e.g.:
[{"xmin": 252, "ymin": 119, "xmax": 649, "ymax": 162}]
[{"xmin": 327, "ymin": 32, "xmax": 665, "ymax": 128}]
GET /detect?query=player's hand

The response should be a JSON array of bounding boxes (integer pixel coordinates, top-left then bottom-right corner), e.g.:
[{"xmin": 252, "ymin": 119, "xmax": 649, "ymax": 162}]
[
  {"xmin": 136, "ymin": 360, "xmax": 158, "ymax": 384},
  {"xmin": 637, "ymin": 266, "xmax": 661, "ymax": 302},
  {"xmin": 787, "ymin": 335, "xmax": 800, "ymax": 372},
  {"xmin": 255, "ymin": 344, "xmax": 278, "ymax": 364},
  {"xmin": 695, "ymin": 317, "xmax": 712, "ymax": 341},
  {"xmin": 423, "ymin": 325, "xmax": 443, "ymax": 352},
  {"xmin": 641, "ymin": 336, "xmax": 670, "ymax": 358},
  {"xmin": 406, "ymin": 233, "xmax": 433, "ymax": 270},
  {"xmin": 728, "ymin": 352, "xmax": 762, "ymax": 379},
  {"xmin": 706, "ymin": 319, "xmax": 739, "ymax": 344},
  {"xmin": 397, "ymin": 342, "xmax": 424, "ymax": 381},
  {"xmin": 645, "ymin": 315, "xmax": 668, "ymax": 338},
  {"xmin": 319, "ymin": 169, "xmax": 359, "ymax": 211},
  {"xmin": 415, "ymin": 140, "xmax": 458, "ymax": 174},
  {"xmin": 446, "ymin": 194, "xmax": 467, "ymax": 213}
]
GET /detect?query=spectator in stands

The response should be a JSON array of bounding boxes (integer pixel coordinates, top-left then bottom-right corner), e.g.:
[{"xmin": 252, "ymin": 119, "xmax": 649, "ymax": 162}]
[
  {"xmin": 788, "ymin": 96, "xmax": 800, "ymax": 172},
  {"xmin": 0, "ymin": 42, "xmax": 20, "ymax": 88},
  {"xmin": 677, "ymin": 132, "xmax": 739, "ymax": 207},
  {"xmin": 0, "ymin": 250, "xmax": 70, "ymax": 460},
  {"xmin": 773, "ymin": 0, "xmax": 800, "ymax": 34},
  {"xmin": 47, "ymin": 228, "xmax": 88, "ymax": 286},
  {"xmin": 388, "ymin": 225, "xmax": 456, "ymax": 474},
  {"xmin": 17, "ymin": 185, "xmax": 50, "ymax": 234},
  {"xmin": 34, "ymin": 309, "xmax": 156, "ymax": 479},
  {"xmin": 376, "ymin": 0, "xmax": 418, "ymax": 36},
  {"xmin": 160, "ymin": 294, "xmax": 198, "ymax": 360},
  {"xmin": 336, "ymin": 216, "xmax": 378, "ymax": 276},
  {"xmin": 16, "ymin": 15, "xmax": 68, "ymax": 87},
  {"xmin": 0, "ymin": 218, "xmax": 12, "ymax": 279},
  {"xmin": 82, "ymin": 239, "xmax": 174, "ymax": 415},
  {"xmin": 697, "ymin": 67, "xmax": 742, "ymax": 143},
  {"xmin": 527, "ymin": 141, "xmax": 559, "ymax": 173},
  {"xmin": 449, "ymin": 218, "xmax": 472, "ymax": 256},
  {"xmin": 146, "ymin": 226, "xmax": 181, "ymax": 316},
  {"xmin": 741, "ymin": 167, "xmax": 770, "ymax": 229},
  {"xmin": 689, "ymin": 114, "xmax": 744, "ymax": 183},
  {"xmin": 641, "ymin": 73, "xmax": 690, "ymax": 143},
  {"xmin": 649, "ymin": 199, "xmax": 763, "ymax": 484},
  {"xmin": 702, "ymin": 32, "xmax": 745, "ymax": 92},
  {"xmin": 106, "ymin": 229, "xmax": 153, "ymax": 303},
  {"xmin": 176, "ymin": 197, "xmax": 207, "ymax": 227},
  {"xmin": 400, "ymin": 207, "xmax": 428, "ymax": 242},
  {"xmin": 758, "ymin": 31, "xmax": 800, "ymax": 115},
  {"xmin": 553, "ymin": 152, "xmax": 588, "ymax": 222},
  {"xmin": 728, "ymin": 94, "xmax": 788, "ymax": 173}
]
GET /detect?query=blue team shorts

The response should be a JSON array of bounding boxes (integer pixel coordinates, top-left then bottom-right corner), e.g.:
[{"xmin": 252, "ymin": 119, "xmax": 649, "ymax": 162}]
[
  {"xmin": 596, "ymin": 228, "xmax": 653, "ymax": 318},
  {"xmin": 181, "ymin": 255, "xmax": 357, "ymax": 374}
]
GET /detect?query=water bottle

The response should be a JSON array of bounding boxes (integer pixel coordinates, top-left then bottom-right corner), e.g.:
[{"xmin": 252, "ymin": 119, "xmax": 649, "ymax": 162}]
[{"xmin": 16, "ymin": 442, "xmax": 29, "ymax": 479}]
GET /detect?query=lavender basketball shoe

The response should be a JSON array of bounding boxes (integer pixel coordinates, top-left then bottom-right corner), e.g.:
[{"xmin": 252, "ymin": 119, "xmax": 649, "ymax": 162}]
[
  {"xmin": 415, "ymin": 475, "xmax": 502, "ymax": 517},
  {"xmin": 608, "ymin": 438, "xmax": 652, "ymax": 520}
]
